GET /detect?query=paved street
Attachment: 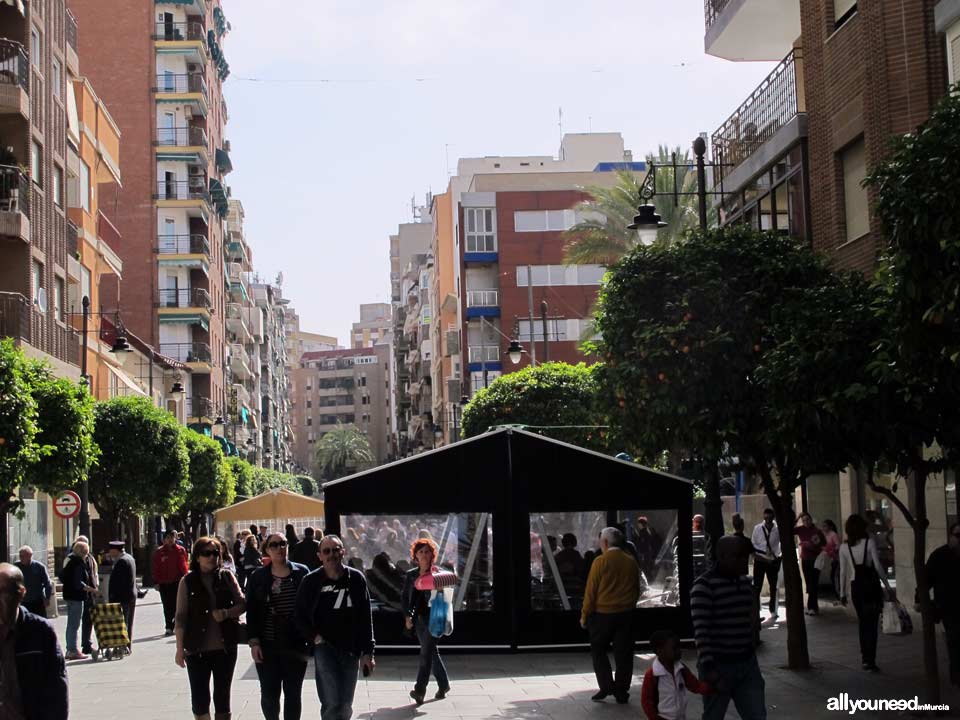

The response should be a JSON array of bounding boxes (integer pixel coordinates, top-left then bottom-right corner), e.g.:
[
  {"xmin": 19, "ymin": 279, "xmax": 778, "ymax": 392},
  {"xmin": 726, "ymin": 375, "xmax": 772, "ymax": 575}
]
[{"xmin": 52, "ymin": 593, "xmax": 960, "ymax": 719}]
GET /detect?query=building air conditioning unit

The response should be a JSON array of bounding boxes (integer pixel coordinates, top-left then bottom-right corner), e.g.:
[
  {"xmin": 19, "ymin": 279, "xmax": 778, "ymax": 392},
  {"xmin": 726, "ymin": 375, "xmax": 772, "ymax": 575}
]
[{"xmin": 187, "ymin": 64, "xmax": 200, "ymax": 73}]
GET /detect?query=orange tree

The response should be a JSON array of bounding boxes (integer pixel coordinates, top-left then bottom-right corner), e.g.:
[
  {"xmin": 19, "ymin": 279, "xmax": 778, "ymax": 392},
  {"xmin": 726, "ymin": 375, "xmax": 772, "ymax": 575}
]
[{"xmin": 593, "ymin": 224, "xmax": 878, "ymax": 669}]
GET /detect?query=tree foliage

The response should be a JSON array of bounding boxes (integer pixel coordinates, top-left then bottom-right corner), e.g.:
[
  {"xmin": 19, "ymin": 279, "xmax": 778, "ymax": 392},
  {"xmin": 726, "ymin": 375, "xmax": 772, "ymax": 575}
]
[
  {"xmin": 562, "ymin": 170, "xmax": 644, "ymax": 265},
  {"xmin": 314, "ymin": 423, "xmax": 375, "ymax": 482},
  {"xmin": 250, "ymin": 466, "xmax": 303, "ymax": 495},
  {"xmin": 460, "ymin": 362, "xmax": 612, "ymax": 451},
  {"xmin": 179, "ymin": 429, "xmax": 234, "ymax": 513},
  {"xmin": 226, "ymin": 456, "xmax": 254, "ymax": 499},
  {"xmin": 90, "ymin": 396, "xmax": 189, "ymax": 534},
  {"xmin": 0, "ymin": 340, "xmax": 43, "ymax": 512}
]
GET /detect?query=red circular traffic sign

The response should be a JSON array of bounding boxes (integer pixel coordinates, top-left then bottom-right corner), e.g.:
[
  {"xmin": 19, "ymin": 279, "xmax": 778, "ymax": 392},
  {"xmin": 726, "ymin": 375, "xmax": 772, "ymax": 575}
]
[{"xmin": 53, "ymin": 491, "xmax": 81, "ymax": 520}]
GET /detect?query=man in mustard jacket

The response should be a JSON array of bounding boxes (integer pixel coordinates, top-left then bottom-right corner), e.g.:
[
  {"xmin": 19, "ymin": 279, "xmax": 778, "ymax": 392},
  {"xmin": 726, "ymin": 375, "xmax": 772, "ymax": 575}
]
[{"xmin": 580, "ymin": 527, "xmax": 640, "ymax": 704}]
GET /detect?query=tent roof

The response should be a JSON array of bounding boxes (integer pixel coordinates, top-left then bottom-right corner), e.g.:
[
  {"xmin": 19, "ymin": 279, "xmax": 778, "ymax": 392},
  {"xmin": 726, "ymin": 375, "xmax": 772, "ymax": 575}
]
[{"xmin": 214, "ymin": 488, "xmax": 324, "ymax": 522}]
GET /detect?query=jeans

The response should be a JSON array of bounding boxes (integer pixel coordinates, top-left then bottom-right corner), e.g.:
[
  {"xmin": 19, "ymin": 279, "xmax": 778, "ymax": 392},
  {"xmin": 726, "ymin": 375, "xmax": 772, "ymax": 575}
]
[
  {"xmin": 313, "ymin": 643, "xmax": 360, "ymax": 720},
  {"xmin": 65, "ymin": 599, "xmax": 84, "ymax": 654},
  {"xmin": 414, "ymin": 616, "xmax": 449, "ymax": 694},
  {"xmin": 801, "ymin": 556, "xmax": 820, "ymax": 612},
  {"xmin": 753, "ymin": 556, "xmax": 780, "ymax": 618},
  {"xmin": 587, "ymin": 611, "xmax": 634, "ymax": 698},
  {"xmin": 185, "ymin": 648, "xmax": 238, "ymax": 716},
  {"xmin": 852, "ymin": 593, "xmax": 881, "ymax": 665},
  {"xmin": 699, "ymin": 654, "xmax": 767, "ymax": 720},
  {"xmin": 255, "ymin": 646, "xmax": 308, "ymax": 720},
  {"xmin": 159, "ymin": 583, "xmax": 179, "ymax": 631},
  {"xmin": 81, "ymin": 598, "xmax": 93, "ymax": 652}
]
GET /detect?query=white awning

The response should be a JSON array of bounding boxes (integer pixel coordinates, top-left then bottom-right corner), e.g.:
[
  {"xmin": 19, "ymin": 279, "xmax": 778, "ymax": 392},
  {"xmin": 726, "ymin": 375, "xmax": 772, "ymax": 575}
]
[
  {"xmin": 66, "ymin": 79, "xmax": 80, "ymax": 146},
  {"xmin": 106, "ymin": 364, "xmax": 148, "ymax": 398}
]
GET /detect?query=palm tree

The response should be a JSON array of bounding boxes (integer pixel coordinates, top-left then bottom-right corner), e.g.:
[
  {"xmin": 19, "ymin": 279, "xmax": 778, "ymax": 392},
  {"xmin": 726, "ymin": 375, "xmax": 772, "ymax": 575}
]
[
  {"xmin": 562, "ymin": 146, "xmax": 700, "ymax": 265},
  {"xmin": 314, "ymin": 423, "xmax": 375, "ymax": 482}
]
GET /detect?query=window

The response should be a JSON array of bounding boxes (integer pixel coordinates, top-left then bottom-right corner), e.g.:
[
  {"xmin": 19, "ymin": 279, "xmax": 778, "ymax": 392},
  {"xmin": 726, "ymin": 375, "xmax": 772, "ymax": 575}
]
[
  {"xmin": 840, "ymin": 138, "xmax": 869, "ymax": 243},
  {"xmin": 306, "ymin": 418, "xmax": 312, "ymax": 426},
  {"xmin": 516, "ymin": 264, "xmax": 605, "ymax": 287},
  {"xmin": 54, "ymin": 277, "xmax": 64, "ymax": 322},
  {"xmin": 30, "ymin": 28, "xmax": 40, "ymax": 68},
  {"xmin": 52, "ymin": 166, "xmax": 62, "ymax": 207},
  {"xmin": 464, "ymin": 207, "xmax": 496, "ymax": 253},
  {"xmin": 52, "ymin": 59, "xmax": 61, "ymax": 100},
  {"xmin": 306, "ymin": 400, "xmax": 312, "ymax": 408},
  {"xmin": 530, "ymin": 512, "xmax": 605, "ymax": 610},
  {"xmin": 31, "ymin": 261, "xmax": 42, "ymax": 305},
  {"xmin": 518, "ymin": 318, "xmax": 567, "ymax": 342},
  {"xmin": 340, "ymin": 513, "xmax": 493, "ymax": 612},
  {"xmin": 30, "ymin": 141, "xmax": 41, "ymax": 186},
  {"xmin": 79, "ymin": 160, "xmax": 90, "ymax": 212},
  {"xmin": 360, "ymin": 375, "xmax": 367, "ymax": 387},
  {"xmin": 514, "ymin": 209, "xmax": 580, "ymax": 233},
  {"xmin": 834, "ymin": 0, "xmax": 857, "ymax": 28},
  {"xmin": 361, "ymin": 395, "xmax": 370, "ymax": 405},
  {"xmin": 616, "ymin": 510, "xmax": 680, "ymax": 607},
  {"xmin": 80, "ymin": 266, "xmax": 91, "ymax": 305}
]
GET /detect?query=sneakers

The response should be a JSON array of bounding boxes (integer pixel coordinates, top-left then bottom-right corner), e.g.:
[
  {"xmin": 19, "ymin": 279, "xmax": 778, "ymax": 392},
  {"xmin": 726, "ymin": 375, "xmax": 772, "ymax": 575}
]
[{"xmin": 65, "ymin": 651, "xmax": 88, "ymax": 661}]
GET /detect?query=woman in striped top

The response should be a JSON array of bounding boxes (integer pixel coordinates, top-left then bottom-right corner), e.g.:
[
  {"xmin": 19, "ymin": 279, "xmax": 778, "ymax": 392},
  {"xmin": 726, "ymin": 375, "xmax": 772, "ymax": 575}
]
[{"xmin": 246, "ymin": 532, "xmax": 311, "ymax": 720}]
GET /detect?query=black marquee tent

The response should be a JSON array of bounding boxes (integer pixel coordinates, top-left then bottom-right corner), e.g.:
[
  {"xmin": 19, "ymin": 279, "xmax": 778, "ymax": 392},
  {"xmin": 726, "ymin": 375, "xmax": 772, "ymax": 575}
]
[{"xmin": 323, "ymin": 428, "xmax": 693, "ymax": 650}]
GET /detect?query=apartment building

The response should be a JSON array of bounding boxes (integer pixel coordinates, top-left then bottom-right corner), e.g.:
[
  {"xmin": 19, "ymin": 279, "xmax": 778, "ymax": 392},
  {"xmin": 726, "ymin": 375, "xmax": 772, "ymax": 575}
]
[
  {"xmin": 291, "ymin": 345, "xmax": 391, "ymax": 474},
  {"xmin": 703, "ymin": 0, "xmax": 954, "ymax": 599},
  {"xmin": 68, "ymin": 0, "xmax": 234, "ymax": 432},
  {"xmin": 429, "ymin": 191, "xmax": 459, "ymax": 444},
  {"xmin": 252, "ymin": 279, "xmax": 293, "ymax": 472},
  {"xmin": 351, "ymin": 302, "xmax": 391, "ymax": 349}
]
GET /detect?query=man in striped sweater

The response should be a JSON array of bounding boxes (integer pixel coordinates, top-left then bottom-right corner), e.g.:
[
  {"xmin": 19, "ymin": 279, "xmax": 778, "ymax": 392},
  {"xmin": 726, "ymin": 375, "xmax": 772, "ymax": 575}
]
[{"xmin": 690, "ymin": 535, "xmax": 766, "ymax": 720}]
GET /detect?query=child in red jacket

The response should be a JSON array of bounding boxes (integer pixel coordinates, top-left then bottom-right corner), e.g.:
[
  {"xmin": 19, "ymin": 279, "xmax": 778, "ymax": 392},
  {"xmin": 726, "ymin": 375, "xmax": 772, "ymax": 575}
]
[{"xmin": 641, "ymin": 629, "xmax": 713, "ymax": 720}]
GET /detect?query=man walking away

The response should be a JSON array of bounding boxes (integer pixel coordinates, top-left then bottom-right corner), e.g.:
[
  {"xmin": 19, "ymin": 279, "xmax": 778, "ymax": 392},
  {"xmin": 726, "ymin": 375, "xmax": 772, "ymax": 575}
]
[
  {"xmin": 14, "ymin": 546, "xmax": 52, "ymax": 618},
  {"xmin": 926, "ymin": 520, "xmax": 960, "ymax": 688},
  {"xmin": 751, "ymin": 509, "xmax": 781, "ymax": 625},
  {"xmin": 153, "ymin": 530, "xmax": 189, "ymax": 636},
  {"xmin": 0, "ymin": 562, "xmax": 68, "ymax": 720},
  {"xmin": 107, "ymin": 541, "xmax": 137, "ymax": 652},
  {"xmin": 580, "ymin": 527, "xmax": 640, "ymax": 704},
  {"xmin": 692, "ymin": 535, "xmax": 766, "ymax": 720},
  {"xmin": 294, "ymin": 535, "xmax": 375, "ymax": 720},
  {"xmin": 291, "ymin": 527, "xmax": 321, "ymax": 572}
]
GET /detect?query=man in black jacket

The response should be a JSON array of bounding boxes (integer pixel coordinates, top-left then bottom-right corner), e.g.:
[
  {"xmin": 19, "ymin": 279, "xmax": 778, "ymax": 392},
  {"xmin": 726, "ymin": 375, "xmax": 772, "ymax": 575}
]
[
  {"xmin": 294, "ymin": 534, "xmax": 375, "ymax": 720},
  {"xmin": 107, "ymin": 541, "xmax": 137, "ymax": 652},
  {"xmin": 0, "ymin": 563, "xmax": 68, "ymax": 720},
  {"xmin": 290, "ymin": 527, "xmax": 321, "ymax": 571}
]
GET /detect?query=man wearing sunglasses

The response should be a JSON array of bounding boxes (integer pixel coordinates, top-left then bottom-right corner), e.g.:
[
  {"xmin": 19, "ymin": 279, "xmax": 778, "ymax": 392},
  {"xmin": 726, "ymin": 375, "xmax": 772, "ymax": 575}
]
[
  {"xmin": 925, "ymin": 520, "xmax": 960, "ymax": 688},
  {"xmin": 294, "ymin": 535, "xmax": 375, "ymax": 720}
]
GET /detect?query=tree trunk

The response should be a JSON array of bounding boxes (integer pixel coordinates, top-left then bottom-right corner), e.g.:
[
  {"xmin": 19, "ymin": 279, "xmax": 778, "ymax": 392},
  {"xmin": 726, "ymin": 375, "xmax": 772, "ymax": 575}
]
[
  {"xmin": 775, "ymin": 496, "xmax": 810, "ymax": 670},
  {"xmin": 911, "ymin": 469, "xmax": 941, "ymax": 705}
]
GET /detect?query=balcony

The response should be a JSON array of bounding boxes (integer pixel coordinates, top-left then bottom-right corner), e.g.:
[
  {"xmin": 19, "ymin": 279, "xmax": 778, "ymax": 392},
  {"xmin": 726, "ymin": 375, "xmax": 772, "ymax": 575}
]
[
  {"xmin": 155, "ymin": 126, "xmax": 208, "ymax": 161},
  {"xmin": 66, "ymin": 221, "xmax": 78, "ymax": 257},
  {"xmin": 153, "ymin": 21, "xmax": 205, "ymax": 42},
  {"xmin": 467, "ymin": 345, "xmax": 500, "ymax": 364},
  {"xmin": 0, "ymin": 40, "xmax": 29, "ymax": 118},
  {"xmin": 233, "ymin": 382, "xmax": 251, "ymax": 410},
  {"xmin": 187, "ymin": 396, "xmax": 214, "ymax": 421},
  {"xmin": 157, "ymin": 287, "xmax": 211, "ymax": 309},
  {"xmin": 156, "ymin": 233, "xmax": 209, "ymax": 256},
  {"xmin": 155, "ymin": 178, "xmax": 209, "ymax": 201},
  {"xmin": 711, "ymin": 48, "xmax": 805, "ymax": 190},
  {"xmin": 226, "ymin": 303, "xmax": 252, "ymax": 343},
  {"xmin": 0, "ymin": 165, "xmax": 30, "ymax": 242},
  {"xmin": 704, "ymin": 0, "xmax": 800, "ymax": 61},
  {"xmin": 230, "ymin": 343, "xmax": 253, "ymax": 380},
  {"xmin": 465, "ymin": 289, "xmax": 500, "ymax": 318},
  {"xmin": 228, "ymin": 263, "xmax": 251, "ymax": 303},
  {"xmin": 0, "ymin": 292, "xmax": 80, "ymax": 368},
  {"xmin": 155, "ymin": 73, "xmax": 208, "ymax": 115},
  {"xmin": 160, "ymin": 341, "xmax": 212, "ymax": 371}
]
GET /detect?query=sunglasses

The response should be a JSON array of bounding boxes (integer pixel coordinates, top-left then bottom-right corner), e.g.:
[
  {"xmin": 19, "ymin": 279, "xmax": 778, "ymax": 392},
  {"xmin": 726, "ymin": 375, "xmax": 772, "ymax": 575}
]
[
  {"xmin": 268, "ymin": 541, "xmax": 288, "ymax": 549},
  {"xmin": 198, "ymin": 549, "xmax": 220, "ymax": 558},
  {"xmin": 320, "ymin": 546, "xmax": 343, "ymax": 555}
]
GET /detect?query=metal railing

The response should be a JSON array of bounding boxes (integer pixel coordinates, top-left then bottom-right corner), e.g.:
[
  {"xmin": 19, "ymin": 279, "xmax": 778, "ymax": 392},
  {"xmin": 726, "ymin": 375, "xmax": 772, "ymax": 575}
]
[
  {"xmin": 153, "ymin": 21, "xmax": 205, "ymax": 42},
  {"xmin": 704, "ymin": 0, "xmax": 733, "ymax": 30},
  {"xmin": 0, "ymin": 165, "xmax": 31, "ymax": 218},
  {"xmin": 156, "ymin": 125, "xmax": 208, "ymax": 147},
  {"xmin": 160, "ymin": 342, "xmax": 211, "ymax": 364},
  {"xmin": 154, "ymin": 73, "xmax": 207, "ymax": 96},
  {"xmin": 466, "ymin": 289, "xmax": 499, "ymax": 307},
  {"xmin": 66, "ymin": 9, "xmax": 78, "ymax": 51},
  {"xmin": 66, "ymin": 221, "xmax": 78, "ymax": 257},
  {"xmin": 0, "ymin": 40, "xmax": 29, "ymax": 93},
  {"xmin": 0, "ymin": 291, "xmax": 29, "ymax": 341},
  {"xmin": 156, "ymin": 234, "xmax": 209, "ymax": 255},
  {"xmin": 467, "ymin": 345, "xmax": 500, "ymax": 363},
  {"xmin": 157, "ymin": 287, "xmax": 211, "ymax": 309},
  {"xmin": 711, "ymin": 49, "xmax": 802, "ymax": 185},
  {"xmin": 155, "ymin": 179, "xmax": 209, "ymax": 201},
  {"xmin": 0, "ymin": 293, "xmax": 79, "ymax": 366},
  {"xmin": 187, "ymin": 396, "xmax": 214, "ymax": 418}
]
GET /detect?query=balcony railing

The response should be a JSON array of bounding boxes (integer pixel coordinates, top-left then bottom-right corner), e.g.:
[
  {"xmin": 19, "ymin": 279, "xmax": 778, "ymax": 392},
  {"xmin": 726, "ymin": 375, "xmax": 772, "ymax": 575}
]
[
  {"xmin": 155, "ymin": 73, "xmax": 207, "ymax": 96},
  {"xmin": 187, "ymin": 396, "xmax": 214, "ymax": 419},
  {"xmin": 0, "ymin": 292, "xmax": 79, "ymax": 366},
  {"xmin": 156, "ymin": 125, "xmax": 208, "ymax": 147},
  {"xmin": 157, "ymin": 234, "xmax": 209, "ymax": 255},
  {"xmin": 0, "ymin": 165, "xmax": 31, "ymax": 218},
  {"xmin": 704, "ymin": 0, "xmax": 733, "ymax": 30},
  {"xmin": 0, "ymin": 40, "xmax": 29, "ymax": 93},
  {"xmin": 157, "ymin": 287, "xmax": 211, "ymax": 309},
  {"xmin": 468, "ymin": 345, "xmax": 500, "ymax": 363},
  {"xmin": 466, "ymin": 289, "xmax": 499, "ymax": 307},
  {"xmin": 160, "ymin": 342, "xmax": 212, "ymax": 364},
  {"xmin": 155, "ymin": 179, "xmax": 209, "ymax": 201},
  {"xmin": 0, "ymin": 291, "xmax": 29, "ymax": 341},
  {"xmin": 66, "ymin": 9, "xmax": 78, "ymax": 51},
  {"xmin": 711, "ymin": 49, "xmax": 803, "ymax": 185},
  {"xmin": 153, "ymin": 21, "xmax": 205, "ymax": 42},
  {"xmin": 66, "ymin": 221, "xmax": 78, "ymax": 257}
]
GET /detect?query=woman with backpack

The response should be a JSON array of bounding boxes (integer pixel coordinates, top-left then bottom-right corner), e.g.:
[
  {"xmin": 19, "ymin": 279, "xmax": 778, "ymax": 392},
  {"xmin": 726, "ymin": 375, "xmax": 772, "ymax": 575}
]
[{"xmin": 839, "ymin": 514, "xmax": 892, "ymax": 672}]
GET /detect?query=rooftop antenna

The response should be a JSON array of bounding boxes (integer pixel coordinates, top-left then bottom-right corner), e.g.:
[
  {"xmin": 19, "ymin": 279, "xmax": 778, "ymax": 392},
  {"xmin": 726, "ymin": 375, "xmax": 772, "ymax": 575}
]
[{"xmin": 558, "ymin": 107, "xmax": 564, "ymax": 159}]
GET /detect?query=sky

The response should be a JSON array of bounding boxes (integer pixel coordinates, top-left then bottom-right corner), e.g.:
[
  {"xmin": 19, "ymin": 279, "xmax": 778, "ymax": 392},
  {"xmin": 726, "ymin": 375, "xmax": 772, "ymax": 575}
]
[{"xmin": 222, "ymin": 1, "xmax": 776, "ymax": 345}]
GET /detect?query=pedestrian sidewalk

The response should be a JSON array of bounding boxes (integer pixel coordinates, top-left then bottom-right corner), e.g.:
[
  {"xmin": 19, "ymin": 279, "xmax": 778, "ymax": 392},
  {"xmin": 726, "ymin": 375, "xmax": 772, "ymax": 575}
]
[{"xmin": 53, "ymin": 593, "xmax": 958, "ymax": 719}]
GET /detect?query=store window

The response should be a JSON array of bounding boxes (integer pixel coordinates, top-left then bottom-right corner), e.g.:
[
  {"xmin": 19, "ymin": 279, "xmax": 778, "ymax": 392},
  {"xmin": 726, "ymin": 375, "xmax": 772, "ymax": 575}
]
[
  {"xmin": 529, "ymin": 512, "xmax": 604, "ymax": 611},
  {"xmin": 340, "ymin": 513, "xmax": 493, "ymax": 612},
  {"xmin": 617, "ymin": 510, "xmax": 680, "ymax": 607}
]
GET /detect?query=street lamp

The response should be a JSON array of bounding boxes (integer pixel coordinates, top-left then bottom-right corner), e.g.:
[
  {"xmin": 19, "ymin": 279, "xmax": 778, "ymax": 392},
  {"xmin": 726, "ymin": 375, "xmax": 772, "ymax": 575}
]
[
  {"xmin": 507, "ymin": 340, "xmax": 523, "ymax": 365},
  {"xmin": 627, "ymin": 203, "xmax": 667, "ymax": 246}
]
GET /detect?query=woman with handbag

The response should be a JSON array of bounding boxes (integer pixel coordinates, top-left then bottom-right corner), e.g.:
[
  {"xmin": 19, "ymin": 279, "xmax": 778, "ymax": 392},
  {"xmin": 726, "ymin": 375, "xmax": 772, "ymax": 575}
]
[
  {"xmin": 839, "ymin": 514, "xmax": 892, "ymax": 672},
  {"xmin": 175, "ymin": 536, "xmax": 246, "ymax": 720},
  {"xmin": 245, "ymin": 532, "xmax": 310, "ymax": 720},
  {"xmin": 401, "ymin": 538, "xmax": 451, "ymax": 706}
]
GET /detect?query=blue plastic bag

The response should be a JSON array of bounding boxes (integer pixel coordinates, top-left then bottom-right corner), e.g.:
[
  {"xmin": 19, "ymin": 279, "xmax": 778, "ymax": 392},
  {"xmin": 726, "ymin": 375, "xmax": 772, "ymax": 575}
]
[{"xmin": 429, "ymin": 590, "xmax": 448, "ymax": 638}]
